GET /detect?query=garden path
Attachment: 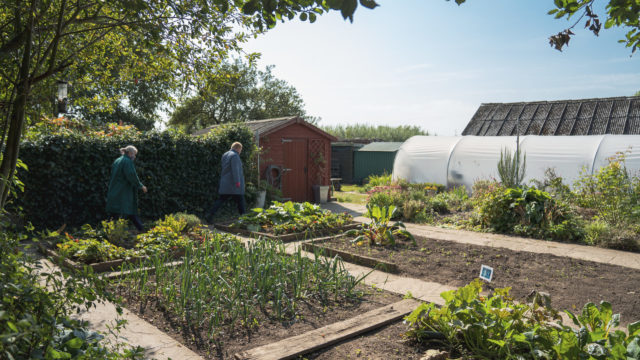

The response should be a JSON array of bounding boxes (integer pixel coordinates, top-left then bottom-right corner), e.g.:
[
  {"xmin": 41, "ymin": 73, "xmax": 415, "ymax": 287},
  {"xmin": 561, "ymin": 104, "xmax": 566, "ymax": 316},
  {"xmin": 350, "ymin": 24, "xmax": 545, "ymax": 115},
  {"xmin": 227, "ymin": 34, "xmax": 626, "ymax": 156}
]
[
  {"xmin": 321, "ymin": 202, "xmax": 640, "ymax": 271},
  {"xmin": 31, "ymin": 255, "xmax": 203, "ymax": 360}
]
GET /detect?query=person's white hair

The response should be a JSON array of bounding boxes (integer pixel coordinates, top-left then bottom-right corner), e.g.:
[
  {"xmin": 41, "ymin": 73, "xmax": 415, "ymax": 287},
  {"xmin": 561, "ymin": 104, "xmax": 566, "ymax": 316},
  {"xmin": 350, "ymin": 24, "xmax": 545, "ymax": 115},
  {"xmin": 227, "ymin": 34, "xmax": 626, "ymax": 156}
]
[{"xmin": 119, "ymin": 145, "xmax": 138, "ymax": 156}]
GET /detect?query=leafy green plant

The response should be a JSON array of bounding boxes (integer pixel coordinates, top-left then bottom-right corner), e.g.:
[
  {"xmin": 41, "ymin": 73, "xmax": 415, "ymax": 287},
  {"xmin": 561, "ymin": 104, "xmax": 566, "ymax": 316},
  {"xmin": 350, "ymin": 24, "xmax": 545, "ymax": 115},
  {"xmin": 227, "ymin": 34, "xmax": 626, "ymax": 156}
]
[
  {"xmin": 477, "ymin": 186, "xmax": 584, "ymax": 242},
  {"xmin": 56, "ymin": 236, "xmax": 135, "ymax": 263},
  {"xmin": 346, "ymin": 204, "xmax": 415, "ymax": 246},
  {"xmin": 0, "ymin": 232, "xmax": 144, "ymax": 359},
  {"xmin": 101, "ymin": 218, "xmax": 132, "ymax": 247},
  {"xmin": 575, "ymin": 152, "xmax": 640, "ymax": 226},
  {"xmin": 362, "ymin": 172, "xmax": 392, "ymax": 192},
  {"xmin": 405, "ymin": 279, "xmax": 640, "ymax": 360},
  {"xmin": 232, "ymin": 201, "xmax": 353, "ymax": 235},
  {"xmin": 497, "ymin": 147, "xmax": 526, "ymax": 188}
]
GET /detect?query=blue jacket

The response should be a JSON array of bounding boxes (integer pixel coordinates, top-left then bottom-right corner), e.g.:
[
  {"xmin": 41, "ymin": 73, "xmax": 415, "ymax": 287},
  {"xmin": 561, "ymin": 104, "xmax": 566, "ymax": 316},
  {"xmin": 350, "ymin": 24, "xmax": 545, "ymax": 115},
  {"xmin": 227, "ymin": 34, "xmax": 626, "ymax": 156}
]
[{"xmin": 218, "ymin": 149, "xmax": 245, "ymax": 195}]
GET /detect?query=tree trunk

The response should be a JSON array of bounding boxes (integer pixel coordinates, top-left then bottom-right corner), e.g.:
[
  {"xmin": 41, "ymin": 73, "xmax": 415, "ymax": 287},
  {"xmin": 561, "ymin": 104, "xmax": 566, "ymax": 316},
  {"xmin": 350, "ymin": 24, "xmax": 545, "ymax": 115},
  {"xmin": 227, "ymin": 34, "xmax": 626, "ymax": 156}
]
[{"xmin": 0, "ymin": 6, "xmax": 33, "ymax": 210}]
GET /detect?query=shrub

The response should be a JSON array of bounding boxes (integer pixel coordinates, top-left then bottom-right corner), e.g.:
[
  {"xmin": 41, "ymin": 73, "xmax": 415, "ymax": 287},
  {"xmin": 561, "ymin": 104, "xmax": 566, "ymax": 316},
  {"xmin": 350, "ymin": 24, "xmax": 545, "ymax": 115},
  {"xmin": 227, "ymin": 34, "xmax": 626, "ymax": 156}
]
[
  {"xmin": 362, "ymin": 172, "xmax": 392, "ymax": 192},
  {"xmin": 477, "ymin": 186, "xmax": 584, "ymax": 242},
  {"xmin": 15, "ymin": 124, "xmax": 256, "ymax": 228},
  {"xmin": 574, "ymin": 152, "xmax": 640, "ymax": 227},
  {"xmin": 101, "ymin": 218, "xmax": 132, "ymax": 247},
  {"xmin": 585, "ymin": 220, "xmax": 639, "ymax": 251},
  {"xmin": 402, "ymin": 199, "xmax": 424, "ymax": 220},
  {"xmin": 0, "ymin": 232, "xmax": 143, "ymax": 359}
]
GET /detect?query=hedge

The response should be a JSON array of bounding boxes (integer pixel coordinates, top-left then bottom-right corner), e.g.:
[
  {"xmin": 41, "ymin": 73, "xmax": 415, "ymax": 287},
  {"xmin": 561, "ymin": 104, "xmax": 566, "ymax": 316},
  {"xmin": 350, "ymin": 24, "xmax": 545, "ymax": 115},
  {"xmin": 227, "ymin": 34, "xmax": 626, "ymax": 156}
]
[{"xmin": 15, "ymin": 125, "xmax": 256, "ymax": 228}]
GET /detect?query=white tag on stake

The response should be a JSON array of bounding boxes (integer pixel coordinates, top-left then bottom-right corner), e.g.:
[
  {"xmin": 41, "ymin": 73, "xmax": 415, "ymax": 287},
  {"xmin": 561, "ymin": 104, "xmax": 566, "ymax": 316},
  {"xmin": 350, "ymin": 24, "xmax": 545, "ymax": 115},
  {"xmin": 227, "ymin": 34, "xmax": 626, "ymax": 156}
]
[{"xmin": 479, "ymin": 265, "xmax": 493, "ymax": 282}]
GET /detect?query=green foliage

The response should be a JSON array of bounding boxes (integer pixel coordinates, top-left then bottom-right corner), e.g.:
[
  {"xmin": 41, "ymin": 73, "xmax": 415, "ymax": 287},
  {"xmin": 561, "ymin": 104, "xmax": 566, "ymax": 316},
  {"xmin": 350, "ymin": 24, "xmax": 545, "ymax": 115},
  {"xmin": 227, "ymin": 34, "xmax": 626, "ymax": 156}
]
[
  {"xmin": 584, "ymin": 219, "xmax": 639, "ymax": 251},
  {"xmin": 114, "ymin": 235, "xmax": 367, "ymax": 338},
  {"xmin": 574, "ymin": 153, "xmax": 640, "ymax": 226},
  {"xmin": 477, "ymin": 186, "xmax": 584, "ymax": 242},
  {"xmin": 497, "ymin": 147, "xmax": 526, "ymax": 188},
  {"xmin": 346, "ymin": 203, "xmax": 415, "ymax": 246},
  {"xmin": 362, "ymin": 172, "xmax": 392, "ymax": 192},
  {"xmin": 322, "ymin": 124, "xmax": 429, "ymax": 142},
  {"xmin": 169, "ymin": 60, "xmax": 311, "ymax": 133},
  {"xmin": 405, "ymin": 279, "xmax": 640, "ymax": 359},
  {"xmin": 0, "ymin": 232, "xmax": 144, "ymax": 359},
  {"xmin": 14, "ymin": 124, "xmax": 256, "ymax": 228},
  {"xmin": 57, "ymin": 237, "xmax": 136, "ymax": 263},
  {"xmin": 101, "ymin": 218, "xmax": 132, "ymax": 247},
  {"xmin": 232, "ymin": 201, "xmax": 353, "ymax": 235}
]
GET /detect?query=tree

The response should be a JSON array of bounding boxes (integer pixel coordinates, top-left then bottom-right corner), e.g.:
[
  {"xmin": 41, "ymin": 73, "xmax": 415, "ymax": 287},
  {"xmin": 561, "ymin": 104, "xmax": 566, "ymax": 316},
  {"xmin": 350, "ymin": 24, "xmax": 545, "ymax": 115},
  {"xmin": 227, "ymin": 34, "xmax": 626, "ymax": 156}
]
[
  {"xmin": 452, "ymin": 0, "xmax": 640, "ymax": 53},
  {"xmin": 322, "ymin": 124, "xmax": 429, "ymax": 142},
  {"xmin": 169, "ymin": 60, "xmax": 309, "ymax": 132},
  {"xmin": 0, "ymin": 0, "xmax": 379, "ymax": 210}
]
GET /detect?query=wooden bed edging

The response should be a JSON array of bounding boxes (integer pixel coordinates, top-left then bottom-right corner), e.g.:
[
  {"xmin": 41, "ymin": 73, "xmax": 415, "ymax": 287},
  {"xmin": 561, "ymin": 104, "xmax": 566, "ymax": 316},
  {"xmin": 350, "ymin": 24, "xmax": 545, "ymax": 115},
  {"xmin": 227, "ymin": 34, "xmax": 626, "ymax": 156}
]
[
  {"xmin": 39, "ymin": 243, "xmax": 183, "ymax": 273},
  {"xmin": 215, "ymin": 222, "xmax": 361, "ymax": 242},
  {"xmin": 301, "ymin": 242, "xmax": 399, "ymax": 273},
  {"xmin": 234, "ymin": 298, "xmax": 421, "ymax": 360}
]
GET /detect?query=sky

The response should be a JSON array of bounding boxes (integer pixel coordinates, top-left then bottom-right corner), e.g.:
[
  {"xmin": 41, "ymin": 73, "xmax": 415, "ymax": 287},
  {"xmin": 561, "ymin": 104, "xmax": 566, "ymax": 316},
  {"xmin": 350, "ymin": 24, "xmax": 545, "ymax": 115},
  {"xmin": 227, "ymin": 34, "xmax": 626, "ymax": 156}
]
[{"xmin": 241, "ymin": 0, "xmax": 639, "ymax": 136}]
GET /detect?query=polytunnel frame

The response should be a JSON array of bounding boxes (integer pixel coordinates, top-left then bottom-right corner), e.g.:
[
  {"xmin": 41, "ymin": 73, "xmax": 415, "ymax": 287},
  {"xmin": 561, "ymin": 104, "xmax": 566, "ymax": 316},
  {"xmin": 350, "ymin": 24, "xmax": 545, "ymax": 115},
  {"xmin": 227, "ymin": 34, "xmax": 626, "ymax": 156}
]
[{"xmin": 392, "ymin": 135, "xmax": 640, "ymax": 190}]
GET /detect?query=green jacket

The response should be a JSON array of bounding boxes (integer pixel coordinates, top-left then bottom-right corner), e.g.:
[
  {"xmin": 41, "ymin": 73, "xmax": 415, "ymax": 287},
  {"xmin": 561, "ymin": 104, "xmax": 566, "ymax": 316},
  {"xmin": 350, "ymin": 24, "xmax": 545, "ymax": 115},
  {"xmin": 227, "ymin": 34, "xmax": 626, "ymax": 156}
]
[{"xmin": 105, "ymin": 155, "xmax": 144, "ymax": 216}]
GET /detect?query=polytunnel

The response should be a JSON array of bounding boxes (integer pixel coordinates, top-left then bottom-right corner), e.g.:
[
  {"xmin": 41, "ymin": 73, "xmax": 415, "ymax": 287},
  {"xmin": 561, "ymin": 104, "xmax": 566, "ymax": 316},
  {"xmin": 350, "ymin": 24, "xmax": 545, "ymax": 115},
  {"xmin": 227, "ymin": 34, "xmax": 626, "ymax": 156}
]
[{"xmin": 392, "ymin": 135, "xmax": 640, "ymax": 190}]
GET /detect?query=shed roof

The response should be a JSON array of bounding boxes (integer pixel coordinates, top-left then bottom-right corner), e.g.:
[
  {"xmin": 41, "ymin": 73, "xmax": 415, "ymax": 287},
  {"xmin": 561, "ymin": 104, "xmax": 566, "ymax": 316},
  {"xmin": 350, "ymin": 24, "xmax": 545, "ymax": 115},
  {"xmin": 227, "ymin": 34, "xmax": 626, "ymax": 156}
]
[
  {"xmin": 462, "ymin": 96, "xmax": 640, "ymax": 136},
  {"xmin": 357, "ymin": 142, "xmax": 403, "ymax": 152},
  {"xmin": 192, "ymin": 116, "xmax": 337, "ymax": 140}
]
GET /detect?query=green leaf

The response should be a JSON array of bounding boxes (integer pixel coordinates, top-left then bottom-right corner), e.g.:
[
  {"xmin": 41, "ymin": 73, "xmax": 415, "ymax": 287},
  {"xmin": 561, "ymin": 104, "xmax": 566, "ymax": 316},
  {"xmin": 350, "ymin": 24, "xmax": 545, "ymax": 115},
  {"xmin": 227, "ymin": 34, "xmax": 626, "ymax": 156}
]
[
  {"xmin": 341, "ymin": 0, "xmax": 357, "ymax": 21},
  {"xmin": 359, "ymin": 0, "xmax": 379, "ymax": 9},
  {"xmin": 7, "ymin": 321, "xmax": 18, "ymax": 332},
  {"xmin": 629, "ymin": 321, "xmax": 640, "ymax": 337},
  {"xmin": 65, "ymin": 337, "xmax": 84, "ymax": 349},
  {"xmin": 627, "ymin": 337, "xmax": 640, "ymax": 359}
]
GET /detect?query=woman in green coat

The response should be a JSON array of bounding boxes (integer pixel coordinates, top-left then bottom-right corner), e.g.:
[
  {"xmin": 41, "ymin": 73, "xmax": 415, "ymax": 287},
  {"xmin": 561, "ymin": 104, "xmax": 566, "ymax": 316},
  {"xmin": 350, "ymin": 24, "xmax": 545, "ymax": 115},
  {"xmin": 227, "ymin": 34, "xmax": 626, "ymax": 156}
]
[{"xmin": 106, "ymin": 145, "xmax": 147, "ymax": 231}]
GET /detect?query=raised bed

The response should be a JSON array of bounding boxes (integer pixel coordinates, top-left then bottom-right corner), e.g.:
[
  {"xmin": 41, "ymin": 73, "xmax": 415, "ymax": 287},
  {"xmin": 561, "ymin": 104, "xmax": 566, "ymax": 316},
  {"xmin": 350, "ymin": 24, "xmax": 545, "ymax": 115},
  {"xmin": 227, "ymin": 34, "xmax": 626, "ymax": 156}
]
[
  {"xmin": 313, "ymin": 234, "xmax": 640, "ymax": 325},
  {"xmin": 302, "ymin": 237, "xmax": 398, "ymax": 273},
  {"xmin": 39, "ymin": 243, "xmax": 183, "ymax": 273},
  {"xmin": 215, "ymin": 222, "xmax": 361, "ymax": 242}
]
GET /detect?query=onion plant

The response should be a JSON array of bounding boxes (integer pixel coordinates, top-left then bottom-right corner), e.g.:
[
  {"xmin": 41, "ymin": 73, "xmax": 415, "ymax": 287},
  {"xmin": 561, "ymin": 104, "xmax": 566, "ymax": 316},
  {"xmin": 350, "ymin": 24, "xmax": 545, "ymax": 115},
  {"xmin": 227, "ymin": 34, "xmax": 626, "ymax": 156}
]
[{"xmin": 112, "ymin": 232, "xmax": 367, "ymax": 340}]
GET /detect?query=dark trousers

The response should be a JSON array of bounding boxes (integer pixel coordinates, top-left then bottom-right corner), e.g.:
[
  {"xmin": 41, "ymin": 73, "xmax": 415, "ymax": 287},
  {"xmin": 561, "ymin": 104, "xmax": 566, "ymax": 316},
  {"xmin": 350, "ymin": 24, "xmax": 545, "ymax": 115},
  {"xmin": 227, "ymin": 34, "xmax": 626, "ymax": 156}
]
[
  {"xmin": 208, "ymin": 194, "xmax": 246, "ymax": 216},
  {"xmin": 110, "ymin": 213, "xmax": 144, "ymax": 231}
]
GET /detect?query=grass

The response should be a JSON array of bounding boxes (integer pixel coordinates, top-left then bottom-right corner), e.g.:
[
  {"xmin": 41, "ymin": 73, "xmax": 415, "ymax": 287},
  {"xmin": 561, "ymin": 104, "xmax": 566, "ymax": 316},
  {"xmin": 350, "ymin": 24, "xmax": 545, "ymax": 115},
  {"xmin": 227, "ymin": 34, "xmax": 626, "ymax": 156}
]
[
  {"xmin": 335, "ymin": 191, "xmax": 368, "ymax": 204},
  {"xmin": 340, "ymin": 184, "xmax": 366, "ymax": 193}
]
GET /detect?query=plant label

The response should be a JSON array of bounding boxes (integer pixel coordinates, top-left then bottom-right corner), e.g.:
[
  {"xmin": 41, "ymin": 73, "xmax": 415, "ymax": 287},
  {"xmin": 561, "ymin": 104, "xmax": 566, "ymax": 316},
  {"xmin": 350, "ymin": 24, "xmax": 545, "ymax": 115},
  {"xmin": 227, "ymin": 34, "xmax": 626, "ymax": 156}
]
[{"xmin": 479, "ymin": 265, "xmax": 493, "ymax": 282}]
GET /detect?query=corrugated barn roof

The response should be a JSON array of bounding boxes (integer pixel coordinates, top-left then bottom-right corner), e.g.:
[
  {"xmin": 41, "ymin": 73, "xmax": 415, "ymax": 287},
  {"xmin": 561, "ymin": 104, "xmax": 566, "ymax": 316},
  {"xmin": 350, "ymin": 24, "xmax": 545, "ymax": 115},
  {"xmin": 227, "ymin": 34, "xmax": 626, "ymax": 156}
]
[{"xmin": 462, "ymin": 96, "xmax": 640, "ymax": 136}]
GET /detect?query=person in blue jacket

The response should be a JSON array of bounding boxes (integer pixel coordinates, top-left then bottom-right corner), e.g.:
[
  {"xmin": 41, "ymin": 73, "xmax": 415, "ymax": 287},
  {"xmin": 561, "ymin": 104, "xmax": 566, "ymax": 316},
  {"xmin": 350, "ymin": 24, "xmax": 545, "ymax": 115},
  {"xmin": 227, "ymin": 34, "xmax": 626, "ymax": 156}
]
[
  {"xmin": 105, "ymin": 145, "xmax": 147, "ymax": 231},
  {"xmin": 206, "ymin": 142, "xmax": 245, "ymax": 223}
]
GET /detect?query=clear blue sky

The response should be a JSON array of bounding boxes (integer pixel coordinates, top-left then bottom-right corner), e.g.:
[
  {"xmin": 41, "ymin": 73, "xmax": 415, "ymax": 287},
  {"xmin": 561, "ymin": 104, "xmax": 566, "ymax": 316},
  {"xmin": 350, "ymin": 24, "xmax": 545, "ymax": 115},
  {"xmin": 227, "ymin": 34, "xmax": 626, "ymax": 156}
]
[{"xmin": 242, "ymin": 0, "xmax": 639, "ymax": 135}]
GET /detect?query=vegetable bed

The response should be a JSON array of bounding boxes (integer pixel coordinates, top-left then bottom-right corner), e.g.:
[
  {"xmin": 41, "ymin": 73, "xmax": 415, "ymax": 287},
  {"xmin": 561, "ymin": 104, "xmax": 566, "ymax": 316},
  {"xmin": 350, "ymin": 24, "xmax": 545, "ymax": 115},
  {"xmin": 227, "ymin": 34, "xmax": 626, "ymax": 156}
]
[
  {"xmin": 219, "ymin": 201, "xmax": 359, "ymax": 241},
  {"xmin": 110, "ymin": 237, "xmax": 402, "ymax": 359},
  {"xmin": 313, "ymin": 235, "xmax": 640, "ymax": 325}
]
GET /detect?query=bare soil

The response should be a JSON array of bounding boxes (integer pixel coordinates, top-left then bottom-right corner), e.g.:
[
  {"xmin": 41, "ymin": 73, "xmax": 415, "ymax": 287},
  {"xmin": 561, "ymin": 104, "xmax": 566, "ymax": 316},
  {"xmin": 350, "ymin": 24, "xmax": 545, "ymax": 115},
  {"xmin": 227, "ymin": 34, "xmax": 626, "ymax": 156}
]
[
  {"xmin": 116, "ymin": 285, "xmax": 403, "ymax": 359},
  {"xmin": 319, "ymin": 236, "xmax": 640, "ymax": 325}
]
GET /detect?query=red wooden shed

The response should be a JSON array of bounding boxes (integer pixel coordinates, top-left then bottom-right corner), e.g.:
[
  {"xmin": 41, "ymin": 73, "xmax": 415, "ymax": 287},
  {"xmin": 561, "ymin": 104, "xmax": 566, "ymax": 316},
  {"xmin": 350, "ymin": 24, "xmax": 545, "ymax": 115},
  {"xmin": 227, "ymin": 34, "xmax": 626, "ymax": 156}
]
[{"xmin": 195, "ymin": 116, "xmax": 337, "ymax": 202}]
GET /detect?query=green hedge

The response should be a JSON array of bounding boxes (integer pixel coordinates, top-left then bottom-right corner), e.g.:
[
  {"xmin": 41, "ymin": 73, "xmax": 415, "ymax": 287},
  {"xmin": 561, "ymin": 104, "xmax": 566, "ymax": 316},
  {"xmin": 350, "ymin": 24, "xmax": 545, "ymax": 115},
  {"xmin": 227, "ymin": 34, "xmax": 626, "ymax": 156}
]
[{"xmin": 15, "ymin": 125, "xmax": 256, "ymax": 228}]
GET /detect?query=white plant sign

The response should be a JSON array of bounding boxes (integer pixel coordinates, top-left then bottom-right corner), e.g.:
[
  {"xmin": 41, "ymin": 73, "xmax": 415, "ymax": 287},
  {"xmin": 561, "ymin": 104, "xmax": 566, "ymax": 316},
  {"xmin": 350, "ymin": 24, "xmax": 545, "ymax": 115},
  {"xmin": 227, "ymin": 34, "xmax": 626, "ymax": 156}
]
[{"xmin": 479, "ymin": 265, "xmax": 493, "ymax": 282}]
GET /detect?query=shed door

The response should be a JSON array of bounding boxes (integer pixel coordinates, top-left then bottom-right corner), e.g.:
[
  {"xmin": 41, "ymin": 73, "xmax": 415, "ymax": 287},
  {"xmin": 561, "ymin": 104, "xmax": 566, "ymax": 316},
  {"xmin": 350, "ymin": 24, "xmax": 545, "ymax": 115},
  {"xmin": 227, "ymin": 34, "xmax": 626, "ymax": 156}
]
[{"xmin": 282, "ymin": 138, "xmax": 308, "ymax": 202}]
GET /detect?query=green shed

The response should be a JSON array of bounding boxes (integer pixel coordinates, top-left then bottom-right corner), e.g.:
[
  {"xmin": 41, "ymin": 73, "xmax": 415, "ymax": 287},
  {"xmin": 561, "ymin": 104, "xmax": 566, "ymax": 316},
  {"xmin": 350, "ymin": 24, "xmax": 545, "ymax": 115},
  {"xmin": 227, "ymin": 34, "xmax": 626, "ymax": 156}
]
[{"xmin": 353, "ymin": 142, "xmax": 403, "ymax": 184}]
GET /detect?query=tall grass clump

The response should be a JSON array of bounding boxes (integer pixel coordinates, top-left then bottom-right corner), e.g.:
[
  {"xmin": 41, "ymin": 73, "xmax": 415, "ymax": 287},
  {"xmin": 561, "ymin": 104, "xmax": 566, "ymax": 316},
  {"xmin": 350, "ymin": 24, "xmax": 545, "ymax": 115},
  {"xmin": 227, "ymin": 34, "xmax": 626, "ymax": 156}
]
[
  {"xmin": 497, "ymin": 147, "xmax": 526, "ymax": 188},
  {"xmin": 113, "ymin": 232, "xmax": 367, "ymax": 340}
]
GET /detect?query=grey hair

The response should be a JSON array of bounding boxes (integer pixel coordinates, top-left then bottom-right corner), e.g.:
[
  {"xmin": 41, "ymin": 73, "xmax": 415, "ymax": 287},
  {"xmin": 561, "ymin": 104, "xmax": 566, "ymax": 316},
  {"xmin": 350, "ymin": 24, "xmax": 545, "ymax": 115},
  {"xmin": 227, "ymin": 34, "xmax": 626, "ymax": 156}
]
[{"xmin": 119, "ymin": 145, "xmax": 138, "ymax": 156}]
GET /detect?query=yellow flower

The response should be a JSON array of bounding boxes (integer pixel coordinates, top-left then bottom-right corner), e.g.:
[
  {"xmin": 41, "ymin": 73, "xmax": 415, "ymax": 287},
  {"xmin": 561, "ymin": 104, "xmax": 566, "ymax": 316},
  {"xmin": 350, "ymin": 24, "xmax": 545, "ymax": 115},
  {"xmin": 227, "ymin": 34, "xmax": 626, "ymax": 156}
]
[{"xmin": 356, "ymin": 241, "xmax": 363, "ymax": 246}]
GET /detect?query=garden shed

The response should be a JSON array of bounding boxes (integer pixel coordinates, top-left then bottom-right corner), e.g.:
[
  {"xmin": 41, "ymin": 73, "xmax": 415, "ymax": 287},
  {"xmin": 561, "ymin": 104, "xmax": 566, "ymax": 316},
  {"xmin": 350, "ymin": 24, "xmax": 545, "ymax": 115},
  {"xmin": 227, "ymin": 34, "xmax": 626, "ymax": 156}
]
[
  {"xmin": 353, "ymin": 142, "xmax": 403, "ymax": 184},
  {"xmin": 194, "ymin": 116, "xmax": 336, "ymax": 202},
  {"xmin": 330, "ymin": 142, "xmax": 364, "ymax": 184},
  {"xmin": 392, "ymin": 135, "xmax": 640, "ymax": 190}
]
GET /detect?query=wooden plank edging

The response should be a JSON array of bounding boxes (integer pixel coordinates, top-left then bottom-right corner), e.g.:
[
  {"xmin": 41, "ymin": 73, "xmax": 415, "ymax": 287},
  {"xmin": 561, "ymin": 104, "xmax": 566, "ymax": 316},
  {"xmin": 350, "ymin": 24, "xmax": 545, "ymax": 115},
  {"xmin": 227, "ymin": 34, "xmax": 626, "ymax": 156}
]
[
  {"xmin": 301, "ymin": 242, "xmax": 399, "ymax": 273},
  {"xmin": 234, "ymin": 298, "xmax": 421, "ymax": 360},
  {"xmin": 215, "ymin": 223, "xmax": 361, "ymax": 242}
]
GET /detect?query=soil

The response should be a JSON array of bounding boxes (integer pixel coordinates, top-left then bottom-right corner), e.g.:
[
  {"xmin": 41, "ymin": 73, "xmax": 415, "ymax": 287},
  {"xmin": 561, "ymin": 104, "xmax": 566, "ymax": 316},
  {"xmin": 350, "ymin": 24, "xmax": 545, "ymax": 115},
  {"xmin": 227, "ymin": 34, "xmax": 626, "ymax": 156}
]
[
  {"xmin": 116, "ymin": 285, "xmax": 403, "ymax": 359},
  {"xmin": 318, "ymin": 236, "xmax": 640, "ymax": 325}
]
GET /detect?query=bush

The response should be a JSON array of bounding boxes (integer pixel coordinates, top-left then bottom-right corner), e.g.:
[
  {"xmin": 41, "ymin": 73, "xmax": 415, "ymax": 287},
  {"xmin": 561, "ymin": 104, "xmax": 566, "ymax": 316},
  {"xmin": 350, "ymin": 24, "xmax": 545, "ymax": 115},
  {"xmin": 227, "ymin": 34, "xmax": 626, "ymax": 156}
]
[
  {"xmin": 574, "ymin": 152, "xmax": 640, "ymax": 227},
  {"xmin": 585, "ymin": 219, "xmax": 640, "ymax": 251},
  {"xmin": 102, "ymin": 218, "xmax": 132, "ymax": 247},
  {"xmin": 0, "ymin": 232, "xmax": 143, "ymax": 359},
  {"xmin": 477, "ymin": 186, "xmax": 584, "ymax": 242},
  {"xmin": 15, "ymin": 124, "xmax": 256, "ymax": 228},
  {"xmin": 362, "ymin": 172, "xmax": 392, "ymax": 192}
]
